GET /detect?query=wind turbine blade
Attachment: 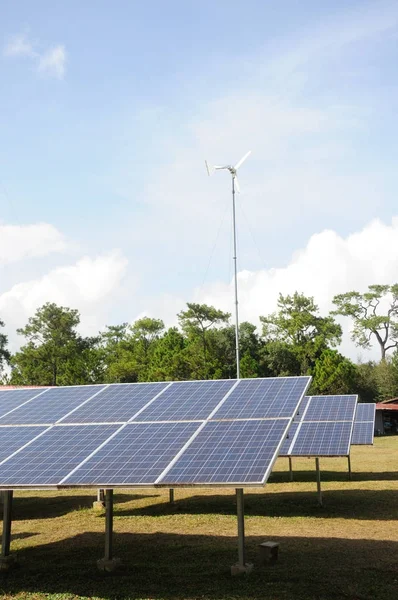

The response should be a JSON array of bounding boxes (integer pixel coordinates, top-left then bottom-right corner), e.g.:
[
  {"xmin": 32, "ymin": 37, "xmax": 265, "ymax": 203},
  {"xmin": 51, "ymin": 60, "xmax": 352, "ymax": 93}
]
[
  {"xmin": 234, "ymin": 175, "xmax": 241, "ymax": 193},
  {"xmin": 205, "ymin": 160, "xmax": 214, "ymax": 176},
  {"xmin": 234, "ymin": 150, "xmax": 251, "ymax": 170}
]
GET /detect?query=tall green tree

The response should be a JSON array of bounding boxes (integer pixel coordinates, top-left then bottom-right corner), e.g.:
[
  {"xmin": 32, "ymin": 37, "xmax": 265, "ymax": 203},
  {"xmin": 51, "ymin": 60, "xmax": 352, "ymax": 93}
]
[
  {"xmin": 332, "ymin": 284, "xmax": 398, "ymax": 361},
  {"xmin": 178, "ymin": 303, "xmax": 230, "ymax": 379},
  {"xmin": 260, "ymin": 292, "xmax": 342, "ymax": 374},
  {"xmin": 0, "ymin": 319, "xmax": 10, "ymax": 376},
  {"xmin": 10, "ymin": 303, "xmax": 95, "ymax": 386},
  {"xmin": 129, "ymin": 317, "xmax": 165, "ymax": 381},
  {"xmin": 311, "ymin": 349, "xmax": 358, "ymax": 395},
  {"xmin": 148, "ymin": 327, "xmax": 190, "ymax": 381}
]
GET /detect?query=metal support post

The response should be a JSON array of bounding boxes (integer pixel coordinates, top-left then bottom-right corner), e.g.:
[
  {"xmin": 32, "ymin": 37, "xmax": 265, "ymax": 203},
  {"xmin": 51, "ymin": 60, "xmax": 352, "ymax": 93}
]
[
  {"xmin": 347, "ymin": 455, "xmax": 352, "ymax": 481},
  {"xmin": 104, "ymin": 489, "xmax": 113, "ymax": 561},
  {"xmin": 97, "ymin": 489, "xmax": 105, "ymax": 503},
  {"xmin": 97, "ymin": 489, "xmax": 121, "ymax": 572},
  {"xmin": 1, "ymin": 491, "xmax": 13, "ymax": 558},
  {"xmin": 169, "ymin": 489, "xmax": 175, "ymax": 504},
  {"xmin": 315, "ymin": 458, "xmax": 322, "ymax": 507},
  {"xmin": 232, "ymin": 176, "xmax": 240, "ymax": 379},
  {"xmin": 236, "ymin": 488, "xmax": 245, "ymax": 566},
  {"xmin": 288, "ymin": 457, "xmax": 293, "ymax": 482}
]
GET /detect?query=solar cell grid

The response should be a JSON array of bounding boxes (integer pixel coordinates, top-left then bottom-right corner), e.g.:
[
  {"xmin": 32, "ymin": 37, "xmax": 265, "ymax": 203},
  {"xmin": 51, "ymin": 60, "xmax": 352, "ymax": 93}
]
[
  {"xmin": 211, "ymin": 377, "xmax": 310, "ymax": 420},
  {"xmin": 290, "ymin": 421, "xmax": 352, "ymax": 456},
  {"xmin": 161, "ymin": 419, "xmax": 290, "ymax": 485},
  {"xmin": 0, "ymin": 424, "xmax": 119, "ymax": 486},
  {"xmin": 0, "ymin": 386, "xmax": 106, "ymax": 425},
  {"xmin": 63, "ymin": 382, "xmax": 169, "ymax": 423},
  {"xmin": 0, "ymin": 389, "xmax": 48, "ymax": 419},
  {"xmin": 0, "ymin": 426, "xmax": 48, "ymax": 463},
  {"xmin": 64, "ymin": 422, "xmax": 199, "ymax": 485},
  {"xmin": 304, "ymin": 396, "xmax": 357, "ymax": 422},
  {"xmin": 355, "ymin": 403, "xmax": 376, "ymax": 422},
  {"xmin": 136, "ymin": 380, "xmax": 236, "ymax": 422},
  {"xmin": 351, "ymin": 421, "xmax": 374, "ymax": 445}
]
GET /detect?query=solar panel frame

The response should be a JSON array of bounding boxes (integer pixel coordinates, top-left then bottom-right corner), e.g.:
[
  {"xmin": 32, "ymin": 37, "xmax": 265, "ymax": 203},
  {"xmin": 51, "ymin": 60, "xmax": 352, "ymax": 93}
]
[
  {"xmin": 289, "ymin": 421, "xmax": 353, "ymax": 457},
  {"xmin": 210, "ymin": 376, "xmax": 311, "ymax": 421},
  {"xmin": 0, "ymin": 376, "xmax": 312, "ymax": 489}
]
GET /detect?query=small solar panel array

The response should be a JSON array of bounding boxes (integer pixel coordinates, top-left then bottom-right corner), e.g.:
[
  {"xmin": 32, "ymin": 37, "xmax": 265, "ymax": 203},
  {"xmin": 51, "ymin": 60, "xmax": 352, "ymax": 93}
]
[
  {"xmin": 280, "ymin": 395, "xmax": 358, "ymax": 457},
  {"xmin": 351, "ymin": 403, "xmax": 376, "ymax": 445},
  {"xmin": 0, "ymin": 377, "xmax": 310, "ymax": 489}
]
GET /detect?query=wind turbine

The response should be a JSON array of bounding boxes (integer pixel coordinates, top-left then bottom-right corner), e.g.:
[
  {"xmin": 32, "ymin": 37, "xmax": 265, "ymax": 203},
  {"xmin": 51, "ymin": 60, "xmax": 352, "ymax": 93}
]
[{"xmin": 205, "ymin": 151, "xmax": 251, "ymax": 379}]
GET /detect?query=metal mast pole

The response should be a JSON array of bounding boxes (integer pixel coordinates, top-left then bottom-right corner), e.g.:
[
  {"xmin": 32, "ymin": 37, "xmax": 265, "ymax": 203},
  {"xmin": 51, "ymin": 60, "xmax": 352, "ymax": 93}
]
[{"xmin": 232, "ymin": 174, "xmax": 240, "ymax": 379}]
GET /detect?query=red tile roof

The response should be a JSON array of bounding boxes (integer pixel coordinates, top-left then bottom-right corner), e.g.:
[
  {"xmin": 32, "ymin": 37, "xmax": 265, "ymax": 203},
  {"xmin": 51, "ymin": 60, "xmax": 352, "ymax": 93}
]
[{"xmin": 376, "ymin": 403, "xmax": 398, "ymax": 411}]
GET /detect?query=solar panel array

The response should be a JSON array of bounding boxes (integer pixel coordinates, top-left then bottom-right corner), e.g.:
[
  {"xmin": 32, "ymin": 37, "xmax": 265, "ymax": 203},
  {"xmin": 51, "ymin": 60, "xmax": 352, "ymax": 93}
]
[
  {"xmin": 0, "ymin": 376, "xmax": 310, "ymax": 488},
  {"xmin": 280, "ymin": 394, "xmax": 358, "ymax": 457},
  {"xmin": 351, "ymin": 403, "xmax": 376, "ymax": 445}
]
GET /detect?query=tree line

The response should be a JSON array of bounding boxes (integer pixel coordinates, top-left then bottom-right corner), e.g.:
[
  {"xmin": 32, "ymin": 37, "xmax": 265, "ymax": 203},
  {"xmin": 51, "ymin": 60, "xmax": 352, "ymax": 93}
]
[{"xmin": 1, "ymin": 284, "xmax": 398, "ymax": 402}]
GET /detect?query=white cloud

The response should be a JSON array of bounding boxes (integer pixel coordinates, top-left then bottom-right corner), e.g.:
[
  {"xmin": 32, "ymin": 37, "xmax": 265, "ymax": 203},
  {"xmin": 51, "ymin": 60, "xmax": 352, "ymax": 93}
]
[
  {"xmin": 37, "ymin": 45, "xmax": 66, "ymax": 80},
  {"xmin": 0, "ymin": 250, "xmax": 128, "ymax": 349},
  {"xmin": 3, "ymin": 33, "xmax": 66, "ymax": 79},
  {"xmin": 3, "ymin": 34, "xmax": 36, "ymax": 58},
  {"xmin": 0, "ymin": 222, "xmax": 67, "ymax": 266},
  {"xmin": 190, "ymin": 217, "xmax": 398, "ymax": 361}
]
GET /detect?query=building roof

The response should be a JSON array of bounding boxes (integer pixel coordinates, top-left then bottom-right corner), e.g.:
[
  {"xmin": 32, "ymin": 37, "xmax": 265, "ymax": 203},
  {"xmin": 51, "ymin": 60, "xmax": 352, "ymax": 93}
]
[
  {"xmin": 381, "ymin": 398, "xmax": 398, "ymax": 404},
  {"xmin": 376, "ymin": 403, "xmax": 398, "ymax": 411}
]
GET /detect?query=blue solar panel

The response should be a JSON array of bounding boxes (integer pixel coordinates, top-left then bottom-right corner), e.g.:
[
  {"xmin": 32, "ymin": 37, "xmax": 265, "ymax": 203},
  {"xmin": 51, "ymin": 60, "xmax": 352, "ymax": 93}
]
[
  {"xmin": 0, "ymin": 425, "xmax": 119, "ymax": 485},
  {"xmin": 0, "ymin": 386, "xmax": 106, "ymax": 425},
  {"xmin": 0, "ymin": 389, "xmax": 48, "ymax": 419},
  {"xmin": 63, "ymin": 382, "xmax": 169, "ymax": 423},
  {"xmin": 160, "ymin": 419, "xmax": 290, "ymax": 484},
  {"xmin": 136, "ymin": 380, "xmax": 236, "ymax": 422},
  {"xmin": 64, "ymin": 422, "xmax": 199, "ymax": 485},
  {"xmin": 304, "ymin": 396, "xmax": 357, "ymax": 422},
  {"xmin": 211, "ymin": 377, "xmax": 310, "ymax": 420},
  {"xmin": 290, "ymin": 422, "xmax": 353, "ymax": 456},
  {"xmin": 279, "ymin": 421, "xmax": 299, "ymax": 455},
  {"xmin": 0, "ymin": 426, "xmax": 48, "ymax": 463},
  {"xmin": 355, "ymin": 403, "xmax": 376, "ymax": 422},
  {"xmin": 351, "ymin": 421, "xmax": 374, "ymax": 445}
]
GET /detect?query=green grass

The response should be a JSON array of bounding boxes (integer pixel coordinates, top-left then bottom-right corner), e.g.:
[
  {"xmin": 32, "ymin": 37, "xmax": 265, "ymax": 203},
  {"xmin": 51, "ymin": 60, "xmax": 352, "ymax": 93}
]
[{"xmin": 0, "ymin": 437, "xmax": 397, "ymax": 600}]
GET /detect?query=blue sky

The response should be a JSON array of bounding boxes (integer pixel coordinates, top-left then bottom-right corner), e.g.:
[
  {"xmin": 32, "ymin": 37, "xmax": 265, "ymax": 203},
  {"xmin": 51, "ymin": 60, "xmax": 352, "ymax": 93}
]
[{"xmin": 2, "ymin": 0, "xmax": 398, "ymax": 358}]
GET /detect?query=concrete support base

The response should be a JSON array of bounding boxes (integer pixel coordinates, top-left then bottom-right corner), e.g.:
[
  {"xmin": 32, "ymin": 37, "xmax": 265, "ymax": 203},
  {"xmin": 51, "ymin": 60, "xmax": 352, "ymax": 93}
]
[
  {"xmin": 231, "ymin": 562, "xmax": 253, "ymax": 576},
  {"xmin": 258, "ymin": 541, "xmax": 279, "ymax": 564},
  {"xmin": 0, "ymin": 554, "xmax": 18, "ymax": 571},
  {"xmin": 97, "ymin": 557, "xmax": 122, "ymax": 572},
  {"xmin": 93, "ymin": 500, "xmax": 105, "ymax": 511}
]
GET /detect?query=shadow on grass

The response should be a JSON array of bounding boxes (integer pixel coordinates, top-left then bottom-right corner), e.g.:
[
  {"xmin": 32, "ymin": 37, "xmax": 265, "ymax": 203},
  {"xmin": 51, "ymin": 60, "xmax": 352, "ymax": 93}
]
[
  {"xmin": 270, "ymin": 469, "xmax": 398, "ymax": 483},
  {"xmin": 114, "ymin": 489, "xmax": 398, "ymax": 521},
  {"xmin": 0, "ymin": 531, "xmax": 397, "ymax": 600},
  {"xmin": 5, "ymin": 493, "xmax": 160, "ymax": 521}
]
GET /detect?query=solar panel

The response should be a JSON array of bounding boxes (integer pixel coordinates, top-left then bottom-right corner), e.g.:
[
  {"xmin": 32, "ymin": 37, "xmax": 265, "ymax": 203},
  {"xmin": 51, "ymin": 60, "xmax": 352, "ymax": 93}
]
[
  {"xmin": 160, "ymin": 419, "xmax": 290, "ymax": 485},
  {"xmin": 0, "ymin": 425, "xmax": 119, "ymax": 486},
  {"xmin": 211, "ymin": 377, "xmax": 310, "ymax": 420},
  {"xmin": 63, "ymin": 382, "xmax": 169, "ymax": 423},
  {"xmin": 351, "ymin": 421, "xmax": 374, "ymax": 445},
  {"xmin": 304, "ymin": 395, "xmax": 357, "ymax": 422},
  {"xmin": 355, "ymin": 403, "xmax": 376, "ymax": 422},
  {"xmin": 0, "ymin": 389, "xmax": 48, "ymax": 419},
  {"xmin": 136, "ymin": 380, "xmax": 236, "ymax": 422},
  {"xmin": 0, "ymin": 386, "xmax": 106, "ymax": 425},
  {"xmin": 0, "ymin": 426, "xmax": 48, "ymax": 463},
  {"xmin": 295, "ymin": 396, "xmax": 310, "ymax": 419},
  {"xmin": 63, "ymin": 422, "xmax": 199, "ymax": 485},
  {"xmin": 290, "ymin": 421, "xmax": 353, "ymax": 456},
  {"xmin": 351, "ymin": 403, "xmax": 375, "ymax": 444}
]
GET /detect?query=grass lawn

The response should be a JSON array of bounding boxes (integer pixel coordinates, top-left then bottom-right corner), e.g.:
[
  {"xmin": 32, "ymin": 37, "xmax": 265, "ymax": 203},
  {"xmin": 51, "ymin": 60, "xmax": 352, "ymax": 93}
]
[{"xmin": 0, "ymin": 436, "xmax": 397, "ymax": 600}]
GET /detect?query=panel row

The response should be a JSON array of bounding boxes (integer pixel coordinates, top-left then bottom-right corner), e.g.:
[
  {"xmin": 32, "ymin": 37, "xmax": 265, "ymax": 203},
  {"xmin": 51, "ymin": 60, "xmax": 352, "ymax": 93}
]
[
  {"xmin": 0, "ymin": 377, "xmax": 310, "ymax": 425},
  {"xmin": 0, "ymin": 418, "xmax": 292, "ymax": 487}
]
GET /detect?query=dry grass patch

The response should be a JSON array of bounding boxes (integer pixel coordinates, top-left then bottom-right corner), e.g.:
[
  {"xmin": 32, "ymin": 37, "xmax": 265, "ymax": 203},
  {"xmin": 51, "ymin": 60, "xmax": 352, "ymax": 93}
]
[{"xmin": 0, "ymin": 437, "xmax": 397, "ymax": 600}]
